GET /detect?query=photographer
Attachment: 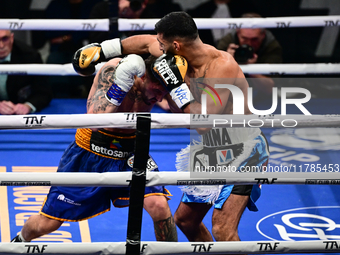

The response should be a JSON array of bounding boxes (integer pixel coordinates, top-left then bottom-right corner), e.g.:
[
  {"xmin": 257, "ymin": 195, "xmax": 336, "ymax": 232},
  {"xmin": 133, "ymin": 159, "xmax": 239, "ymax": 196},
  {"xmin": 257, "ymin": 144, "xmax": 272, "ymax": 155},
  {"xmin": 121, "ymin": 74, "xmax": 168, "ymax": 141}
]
[{"xmin": 217, "ymin": 13, "xmax": 282, "ymax": 97}]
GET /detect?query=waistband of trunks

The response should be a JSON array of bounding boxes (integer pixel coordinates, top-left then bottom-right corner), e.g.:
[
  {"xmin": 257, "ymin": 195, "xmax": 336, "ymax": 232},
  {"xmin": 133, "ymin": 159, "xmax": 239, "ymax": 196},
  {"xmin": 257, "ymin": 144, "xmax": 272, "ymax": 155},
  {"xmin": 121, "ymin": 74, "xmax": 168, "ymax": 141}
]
[{"xmin": 75, "ymin": 128, "xmax": 136, "ymax": 159}]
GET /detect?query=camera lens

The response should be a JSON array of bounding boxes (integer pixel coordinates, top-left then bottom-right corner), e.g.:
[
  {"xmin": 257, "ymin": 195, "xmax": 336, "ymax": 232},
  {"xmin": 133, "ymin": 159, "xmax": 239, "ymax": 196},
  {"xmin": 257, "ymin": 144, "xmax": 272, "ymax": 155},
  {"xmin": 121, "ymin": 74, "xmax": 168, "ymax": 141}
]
[{"xmin": 234, "ymin": 44, "xmax": 254, "ymax": 64}]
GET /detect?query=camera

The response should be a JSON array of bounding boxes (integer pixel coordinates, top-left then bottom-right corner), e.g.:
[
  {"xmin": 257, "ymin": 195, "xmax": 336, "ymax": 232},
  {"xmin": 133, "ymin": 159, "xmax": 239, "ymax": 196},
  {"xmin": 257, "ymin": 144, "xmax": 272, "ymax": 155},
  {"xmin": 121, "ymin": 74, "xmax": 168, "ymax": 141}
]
[{"xmin": 234, "ymin": 44, "xmax": 254, "ymax": 64}]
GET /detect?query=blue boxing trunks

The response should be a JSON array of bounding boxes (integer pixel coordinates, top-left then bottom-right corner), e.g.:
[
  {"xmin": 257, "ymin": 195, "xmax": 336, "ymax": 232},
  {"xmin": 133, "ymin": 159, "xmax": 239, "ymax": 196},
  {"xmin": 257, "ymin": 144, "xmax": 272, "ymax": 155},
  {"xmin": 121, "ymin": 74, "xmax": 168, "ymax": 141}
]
[
  {"xmin": 177, "ymin": 128, "xmax": 269, "ymax": 212},
  {"xmin": 40, "ymin": 128, "xmax": 171, "ymax": 222}
]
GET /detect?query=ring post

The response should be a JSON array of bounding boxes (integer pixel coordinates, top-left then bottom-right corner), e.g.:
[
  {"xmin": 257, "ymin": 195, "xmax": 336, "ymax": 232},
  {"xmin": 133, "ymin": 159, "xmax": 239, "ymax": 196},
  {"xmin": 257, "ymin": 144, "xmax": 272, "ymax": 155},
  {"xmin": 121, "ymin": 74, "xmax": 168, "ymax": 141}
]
[
  {"xmin": 125, "ymin": 114, "xmax": 151, "ymax": 255},
  {"xmin": 109, "ymin": 0, "xmax": 119, "ymax": 38}
]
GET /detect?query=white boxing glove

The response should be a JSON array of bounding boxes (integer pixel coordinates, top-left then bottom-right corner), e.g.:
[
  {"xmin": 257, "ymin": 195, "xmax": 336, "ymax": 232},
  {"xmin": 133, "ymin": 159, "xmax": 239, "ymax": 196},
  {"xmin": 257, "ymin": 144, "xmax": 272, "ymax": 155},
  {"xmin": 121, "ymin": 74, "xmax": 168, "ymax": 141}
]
[{"xmin": 105, "ymin": 54, "xmax": 145, "ymax": 106}]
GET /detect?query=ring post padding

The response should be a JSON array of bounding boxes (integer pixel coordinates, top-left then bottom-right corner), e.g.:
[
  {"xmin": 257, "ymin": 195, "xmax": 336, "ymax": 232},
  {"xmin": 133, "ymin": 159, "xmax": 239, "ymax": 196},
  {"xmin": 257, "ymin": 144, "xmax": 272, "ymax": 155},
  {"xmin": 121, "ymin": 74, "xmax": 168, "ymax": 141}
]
[
  {"xmin": 126, "ymin": 114, "xmax": 151, "ymax": 255},
  {"xmin": 108, "ymin": 0, "xmax": 119, "ymax": 38}
]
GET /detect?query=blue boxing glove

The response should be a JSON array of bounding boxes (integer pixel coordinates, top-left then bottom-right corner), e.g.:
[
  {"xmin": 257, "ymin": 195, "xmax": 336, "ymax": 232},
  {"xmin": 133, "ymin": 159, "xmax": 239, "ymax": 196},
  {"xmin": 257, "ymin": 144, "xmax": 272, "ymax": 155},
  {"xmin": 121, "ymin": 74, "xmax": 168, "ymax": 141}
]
[
  {"xmin": 105, "ymin": 54, "xmax": 145, "ymax": 106},
  {"xmin": 152, "ymin": 54, "xmax": 193, "ymax": 109}
]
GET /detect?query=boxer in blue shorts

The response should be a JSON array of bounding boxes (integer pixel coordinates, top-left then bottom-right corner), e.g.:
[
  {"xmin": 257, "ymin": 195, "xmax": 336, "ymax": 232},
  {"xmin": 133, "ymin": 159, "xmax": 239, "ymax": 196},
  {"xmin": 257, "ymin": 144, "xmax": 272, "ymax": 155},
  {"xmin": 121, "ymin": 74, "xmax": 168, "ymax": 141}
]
[
  {"xmin": 180, "ymin": 130, "xmax": 269, "ymax": 212},
  {"xmin": 11, "ymin": 54, "xmax": 177, "ymax": 242},
  {"xmin": 71, "ymin": 11, "xmax": 271, "ymax": 245}
]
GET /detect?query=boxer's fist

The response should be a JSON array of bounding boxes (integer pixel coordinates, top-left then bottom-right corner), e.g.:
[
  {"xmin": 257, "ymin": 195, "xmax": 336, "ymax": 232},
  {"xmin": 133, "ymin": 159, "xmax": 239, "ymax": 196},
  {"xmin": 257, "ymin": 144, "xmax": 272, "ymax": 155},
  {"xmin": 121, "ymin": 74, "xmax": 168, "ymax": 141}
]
[
  {"xmin": 152, "ymin": 54, "xmax": 193, "ymax": 109},
  {"xmin": 72, "ymin": 43, "xmax": 105, "ymax": 76},
  {"xmin": 152, "ymin": 54, "xmax": 188, "ymax": 92},
  {"xmin": 105, "ymin": 54, "xmax": 145, "ymax": 106}
]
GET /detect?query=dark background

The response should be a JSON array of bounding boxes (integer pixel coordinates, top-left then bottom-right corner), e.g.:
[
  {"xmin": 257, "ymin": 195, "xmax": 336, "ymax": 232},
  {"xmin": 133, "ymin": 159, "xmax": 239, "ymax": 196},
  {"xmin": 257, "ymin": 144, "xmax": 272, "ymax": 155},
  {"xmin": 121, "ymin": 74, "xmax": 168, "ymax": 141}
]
[
  {"xmin": 0, "ymin": 0, "xmax": 339, "ymax": 100},
  {"xmin": 0, "ymin": 0, "xmax": 339, "ymax": 64}
]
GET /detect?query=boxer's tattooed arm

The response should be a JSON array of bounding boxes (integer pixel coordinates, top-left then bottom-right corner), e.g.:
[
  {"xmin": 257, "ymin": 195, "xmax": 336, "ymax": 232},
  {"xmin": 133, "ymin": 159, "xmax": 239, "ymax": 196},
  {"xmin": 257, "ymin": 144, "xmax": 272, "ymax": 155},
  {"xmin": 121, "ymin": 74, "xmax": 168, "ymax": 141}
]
[
  {"xmin": 88, "ymin": 66, "xmax": 116, "ymax": 113},
  {"xmin": 154, "ymin": 216, "xmax": 178, "ymax": 242}
]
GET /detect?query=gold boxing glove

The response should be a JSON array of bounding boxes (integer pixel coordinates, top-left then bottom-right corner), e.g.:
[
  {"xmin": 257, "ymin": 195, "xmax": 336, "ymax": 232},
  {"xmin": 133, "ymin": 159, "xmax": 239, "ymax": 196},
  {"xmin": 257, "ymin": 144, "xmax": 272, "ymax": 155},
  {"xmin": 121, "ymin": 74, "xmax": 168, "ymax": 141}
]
[{"xmin": 72, "ymin": 43, "xmax": 105, "ymax": 76}]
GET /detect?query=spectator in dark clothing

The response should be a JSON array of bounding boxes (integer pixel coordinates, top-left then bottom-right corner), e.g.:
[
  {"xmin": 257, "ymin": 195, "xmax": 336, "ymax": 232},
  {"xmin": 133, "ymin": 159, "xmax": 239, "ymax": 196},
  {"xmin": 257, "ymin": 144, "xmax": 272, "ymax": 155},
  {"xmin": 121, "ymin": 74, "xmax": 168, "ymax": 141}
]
[
  {"xmin": 0, "ymin": 30, "xmax": 52, "ymax": 115},
  {"xmin": 89, "ymin": 0, "xmax": 182, "ymax": 43},
  {"xmin": 143, "ymin": 0, "xmax": 182, "ymax": 18},
  {"xmin": 43, "ymin": 0, "xmax": 102, "ymax": 98},
  {"xmin": 44, "ymin": 0, "xmax": 102, "ymax": 59},
  {"xmin": 0, "ymin": 0, "xmax": 30, "ymax": 19},
  {"xmin": 217, "ymin": 13, "xmax": 282, "ymax": 98},
  {"xmin": 187, "ymin": 0, "xmax": 232, "ymax": 47},
  {"xmin": 187, "ymin": 0, "xmax": 258, "ymax": 47}
]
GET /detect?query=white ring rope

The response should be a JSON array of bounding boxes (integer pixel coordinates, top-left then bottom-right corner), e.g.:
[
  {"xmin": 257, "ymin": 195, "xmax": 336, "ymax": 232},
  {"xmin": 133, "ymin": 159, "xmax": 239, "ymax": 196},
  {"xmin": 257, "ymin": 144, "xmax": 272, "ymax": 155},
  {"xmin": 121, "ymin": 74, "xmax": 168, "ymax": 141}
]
[
  {"xmin": 1, "ymin": 240, "xmax": 340, "ymax": 254},
  {"xmin": 0, "ymin": 63, "xmax": 105, "ymax": 76},
  {"xmin": 0, "ymin": 172, "xmax": 339, "ymax": 187},
  {"xmin": 239, "ymin": 63, "xmax": 340, "ymax": 75},
  {"xmin": 0, "ymin": 113, "xmax": 340, "ymax": 130},
  {"xmin": 0, "ymin": 19, "xmax": 109, "ymax": 31},
  {"xmin": 1, "ymin": 63, "xmax": 339, "ymax": 75},
  {"xmin": 0, "ymin": 16, "xmax": 339, "ymax": 31}
]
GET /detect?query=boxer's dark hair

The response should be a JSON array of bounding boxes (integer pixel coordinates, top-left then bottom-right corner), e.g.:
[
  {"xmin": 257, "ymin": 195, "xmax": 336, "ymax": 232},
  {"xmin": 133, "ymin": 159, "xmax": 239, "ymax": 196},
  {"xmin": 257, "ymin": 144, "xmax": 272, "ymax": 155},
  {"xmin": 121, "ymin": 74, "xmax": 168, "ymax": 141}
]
[
  {"xmin": 144, "ymin": 55, "xmax": 161, "ymax": 84},
  {"xmin": 155, "ymin": 12, "xmax": 198, "ymax": 42}
]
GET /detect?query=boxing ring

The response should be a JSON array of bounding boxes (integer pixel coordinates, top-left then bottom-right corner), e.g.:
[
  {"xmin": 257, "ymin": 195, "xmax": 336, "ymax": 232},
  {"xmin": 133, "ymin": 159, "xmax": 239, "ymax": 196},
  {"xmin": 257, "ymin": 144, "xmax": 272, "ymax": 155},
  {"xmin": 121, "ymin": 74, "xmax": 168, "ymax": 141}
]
[{"xmin": 0, "ymin": 14, "xmax": 340, "ymax": 255}]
